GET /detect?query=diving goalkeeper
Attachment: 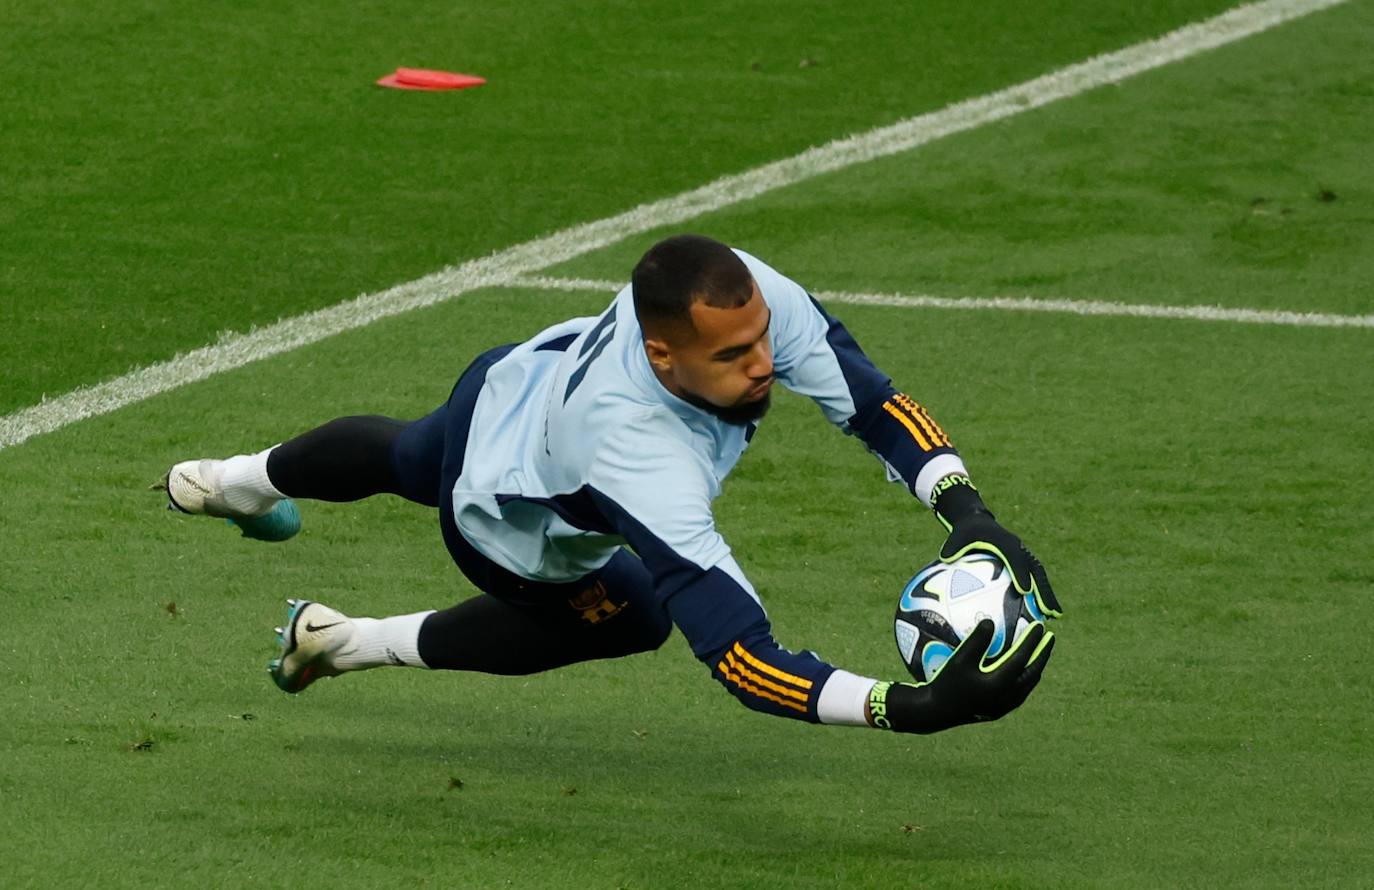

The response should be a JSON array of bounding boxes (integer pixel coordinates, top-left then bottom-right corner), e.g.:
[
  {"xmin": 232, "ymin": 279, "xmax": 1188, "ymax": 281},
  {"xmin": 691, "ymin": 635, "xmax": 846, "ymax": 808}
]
[{"xmin": 163, "ymin": 234, "xmax": 1060, "ymax": 734}]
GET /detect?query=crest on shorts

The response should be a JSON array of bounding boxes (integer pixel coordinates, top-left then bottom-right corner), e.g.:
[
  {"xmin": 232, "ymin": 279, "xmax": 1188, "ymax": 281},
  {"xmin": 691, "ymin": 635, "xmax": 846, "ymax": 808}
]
[{"xmin": 568, "ymin": 581, "xmax": 624, "ymax": 624}]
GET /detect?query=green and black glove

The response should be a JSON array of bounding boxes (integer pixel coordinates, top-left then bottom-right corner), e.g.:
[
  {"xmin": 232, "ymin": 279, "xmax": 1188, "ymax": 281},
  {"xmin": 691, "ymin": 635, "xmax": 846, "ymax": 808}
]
[
  {"xmin": 869, "ymin": 619, "xmax": 1054, "ymax": 734},
  {"xmin": 931, "ymin": 473, "xmax": 1062, "ymax": 618}
]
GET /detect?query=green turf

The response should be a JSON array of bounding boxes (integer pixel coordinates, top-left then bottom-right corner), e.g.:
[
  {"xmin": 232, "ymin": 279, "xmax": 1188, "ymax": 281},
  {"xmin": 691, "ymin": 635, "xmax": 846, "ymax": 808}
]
[
  {"xmin": 549, "ymin": 0, "xmax": 1374, "ymax": 317},
  {"xmin": 4, "ymin": 288, "xmax": 1371, "ymax": 887},
  {"xmin": 0, "ymin": 0, "xmax": 1242, "ymax": 415},
  {"xmin": 4, "ymin": 0, "xmax": 1372, "ymax": 887}
]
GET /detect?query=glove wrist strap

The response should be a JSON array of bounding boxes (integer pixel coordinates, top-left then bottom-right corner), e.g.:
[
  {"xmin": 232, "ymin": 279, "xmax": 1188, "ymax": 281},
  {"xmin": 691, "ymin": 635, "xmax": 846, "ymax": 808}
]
[
  {"xmin": 931, "ymin": 473, "xmax": 991, "ymax": 528},
  {"xmin": 870, "ymin": 681, "xmax": 959, "ymax": 735},
  {"xmin": 866, "ymin": 681, "xmax": 895, "ymax": 730}
]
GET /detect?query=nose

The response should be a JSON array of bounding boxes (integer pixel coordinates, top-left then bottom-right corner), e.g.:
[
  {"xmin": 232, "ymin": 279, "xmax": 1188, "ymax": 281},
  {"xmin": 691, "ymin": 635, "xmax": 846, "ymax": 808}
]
[{"xmin": 746, "ymin": 341, "xmax": 773, "ymax": 381}]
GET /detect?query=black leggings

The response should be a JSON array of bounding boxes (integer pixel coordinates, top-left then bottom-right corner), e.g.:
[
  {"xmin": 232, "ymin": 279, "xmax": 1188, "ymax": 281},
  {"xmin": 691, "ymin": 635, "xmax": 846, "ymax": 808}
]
[
  {"xmin": 264, "ymin": 413, "xmax": 671, "ymax": 674},
  {"xmin": 267, "ymin": 415, "xmax": 419, "ymax": 503}
]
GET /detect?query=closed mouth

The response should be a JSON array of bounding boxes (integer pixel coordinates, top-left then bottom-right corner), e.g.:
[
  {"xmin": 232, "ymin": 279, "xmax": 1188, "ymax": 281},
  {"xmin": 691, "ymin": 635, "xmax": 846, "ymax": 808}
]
[{"xmin": 746, "ymin": 379, "xmax": 773, "ymax": 400}]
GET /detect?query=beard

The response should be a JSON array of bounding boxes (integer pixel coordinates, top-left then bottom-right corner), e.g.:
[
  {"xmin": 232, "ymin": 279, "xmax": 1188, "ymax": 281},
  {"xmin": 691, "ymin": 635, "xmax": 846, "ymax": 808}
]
[{"xmin": 678, "ymin": 388, "xmax": 772, "ymax": 426}]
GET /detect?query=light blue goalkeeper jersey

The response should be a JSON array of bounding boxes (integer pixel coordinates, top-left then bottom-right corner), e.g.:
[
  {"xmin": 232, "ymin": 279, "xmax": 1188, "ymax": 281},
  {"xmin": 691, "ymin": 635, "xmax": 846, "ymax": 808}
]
[{"xmin": 450, "ymin": 249, "xmax": 968, "ymax": 723}]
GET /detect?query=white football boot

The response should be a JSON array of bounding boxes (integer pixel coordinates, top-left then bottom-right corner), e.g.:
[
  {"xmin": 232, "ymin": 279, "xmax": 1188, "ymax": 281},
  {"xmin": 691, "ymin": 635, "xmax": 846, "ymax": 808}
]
[
  {"xmin": 163, "ymin": 459, "xmax": 300, "ymax": 542},
  {"xmin": 270, "ymin": 600, "xmax": 355, "ymax": 693}
]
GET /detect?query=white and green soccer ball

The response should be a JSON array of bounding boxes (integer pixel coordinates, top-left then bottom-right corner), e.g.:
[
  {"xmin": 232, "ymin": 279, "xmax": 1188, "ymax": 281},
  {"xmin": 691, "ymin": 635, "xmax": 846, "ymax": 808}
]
[{"xmin": 894, "ymin": 552, "xmax": 1045, "ymax": 682}]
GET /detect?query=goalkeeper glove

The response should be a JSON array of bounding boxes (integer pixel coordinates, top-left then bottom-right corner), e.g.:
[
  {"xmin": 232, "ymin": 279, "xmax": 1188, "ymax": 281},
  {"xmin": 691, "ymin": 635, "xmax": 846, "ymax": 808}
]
[
  {"xmin": 869, "ymin": 619, "xmax": 1054, "ymax": 734},
  {"xmin": 931, "ymin": 474, "xmax": 1062, "ymax": 618}
]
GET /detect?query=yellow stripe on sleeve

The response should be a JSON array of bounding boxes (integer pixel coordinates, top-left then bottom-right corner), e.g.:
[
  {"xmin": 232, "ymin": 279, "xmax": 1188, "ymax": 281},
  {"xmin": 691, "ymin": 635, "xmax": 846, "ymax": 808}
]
[
  {"xmin": 894, "ymin": 394, "xmax": 949, "ymax": 447},
  {"xmin": 722, "ymin": 651, "xmax": 809, "ymax": 702},
  {"xmin": 913, "ymin": 403, "xmax": 950, "ymax": 447},
  {"xmin": 716, "ymin": 660, "xmax": 809, "ymax": 714},
  {"xmin": 882, "ymin": 402, "xmax": 933, "ymax": 451},
  {"xmin": 731, "ymin": 642, "xmax": 815, "ymax": 690}
]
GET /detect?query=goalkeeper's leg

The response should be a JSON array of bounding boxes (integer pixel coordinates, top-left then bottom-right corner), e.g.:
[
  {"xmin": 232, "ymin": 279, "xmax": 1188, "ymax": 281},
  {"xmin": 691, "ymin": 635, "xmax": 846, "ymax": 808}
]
[
  {"xmin": 419, "ymin": 550, "xmax": 671, "ymax": 673},
  {"xmin": 163, "ymin": 408, "xmax": 448, "ymax": 540},
  {"xmin": 267, "ymin": 412, "xmax": 444, "ymax": 505},
  {"xmin": 162, "ymin": 346, "xmax": 514, "ymax": 539},
  {"xmin": 270, "ymin": 550, "xmax": 672, "ymax": 691}
]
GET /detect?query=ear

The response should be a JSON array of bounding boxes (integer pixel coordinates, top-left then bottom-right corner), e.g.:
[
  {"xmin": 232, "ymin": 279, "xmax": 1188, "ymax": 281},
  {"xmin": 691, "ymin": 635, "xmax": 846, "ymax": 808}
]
[{"xmin": 643, "ymin": 336, "xmax": 673, "ymax": 372}]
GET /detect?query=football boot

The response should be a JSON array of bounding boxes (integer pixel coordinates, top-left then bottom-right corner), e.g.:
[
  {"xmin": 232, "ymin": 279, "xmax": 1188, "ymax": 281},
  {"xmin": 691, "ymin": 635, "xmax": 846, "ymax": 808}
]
[
  {"xmin": 162, "ymin": 458, "xmax": 300, "ymax": 542},
  {"xmin": 269, "ymin": 600, "xmax": 355, "ymax": 693}
]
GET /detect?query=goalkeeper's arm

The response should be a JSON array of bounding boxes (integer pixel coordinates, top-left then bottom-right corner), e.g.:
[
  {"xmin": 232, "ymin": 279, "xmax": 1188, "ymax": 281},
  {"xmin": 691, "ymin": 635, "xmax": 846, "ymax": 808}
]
[
  {"xmin": 665, "ymin": 567, "xmax": 1055, "ymax": 731},
  {"xmin": 778, "ymin": 293, "xmax": 1062, "ymax": 616},
  {"xmin": 845, "ymin": 391, "xmax": 1062, "ymax": 618}
]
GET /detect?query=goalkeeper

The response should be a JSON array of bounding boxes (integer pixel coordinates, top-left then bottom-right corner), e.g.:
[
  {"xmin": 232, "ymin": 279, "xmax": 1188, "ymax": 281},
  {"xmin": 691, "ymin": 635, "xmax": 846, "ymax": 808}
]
[{"xmin": 163, "ymin": 234, "xmax": 1060, "ymax": 734}]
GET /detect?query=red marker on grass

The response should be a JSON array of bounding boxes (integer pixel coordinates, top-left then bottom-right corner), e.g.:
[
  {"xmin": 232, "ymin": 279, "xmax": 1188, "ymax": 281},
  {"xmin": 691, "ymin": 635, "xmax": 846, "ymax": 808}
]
[{"xmin": 376, "ymin": 68, "xmax": 486, "ymax": 91}]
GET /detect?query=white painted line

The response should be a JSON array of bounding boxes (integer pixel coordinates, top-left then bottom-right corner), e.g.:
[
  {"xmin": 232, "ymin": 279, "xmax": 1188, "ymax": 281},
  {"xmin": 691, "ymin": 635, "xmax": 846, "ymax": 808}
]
[
  {"xmin": 509, "ymin": 275, "xmax": 1374, "ymax": 329},
  {"xmin": 812, "ymin": 291, "xmax": 1374, "ymax": 329},
  {"xmin": 0, "ymin": 0, "xmax": 1349, "ymax": 452},
  {"xmin": 512, "ymin": 276, "xmax": 628, "ymax": 294}
]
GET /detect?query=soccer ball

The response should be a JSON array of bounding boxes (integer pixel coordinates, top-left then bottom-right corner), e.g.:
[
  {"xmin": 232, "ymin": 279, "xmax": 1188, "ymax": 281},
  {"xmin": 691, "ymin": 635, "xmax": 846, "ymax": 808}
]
[{"xmin": 894, "ymin": 553, "xmax": 1045, "ymax": 682}]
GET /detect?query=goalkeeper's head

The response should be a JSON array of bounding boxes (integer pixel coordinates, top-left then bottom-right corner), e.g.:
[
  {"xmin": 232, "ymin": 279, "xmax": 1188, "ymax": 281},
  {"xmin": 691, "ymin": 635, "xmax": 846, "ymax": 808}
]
[{"xmin": 631, "ymin": 234, "xmax": 774, "ymax": 425}]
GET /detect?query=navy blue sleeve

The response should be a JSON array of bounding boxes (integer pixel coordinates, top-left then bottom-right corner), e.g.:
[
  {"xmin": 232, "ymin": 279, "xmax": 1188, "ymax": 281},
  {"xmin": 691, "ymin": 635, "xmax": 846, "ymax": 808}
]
[
  {"xmin": 666, "ymin": 568, "xmax": 835, "ymax": 722},
  {"xmin": 751, "ymin": 243, "xmax": 963, "ymax": 501},
  {"xmin": 805, "ymin": 297, "xmax": 961, "ymax": 497},
  {"xmin": 586, "ymin": 487, "xmax": 836, "ymax": 722}
]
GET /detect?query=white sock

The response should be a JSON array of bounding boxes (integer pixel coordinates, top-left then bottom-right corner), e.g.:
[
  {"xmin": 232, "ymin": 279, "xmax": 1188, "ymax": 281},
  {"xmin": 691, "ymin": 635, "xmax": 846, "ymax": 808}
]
[
  {"xmin": 220, "ymin": 447, "xmax": 285, "ymax": 516},
  {"xmin": 332, "ymin": 611, "xmax": 435, "ymax": 671}
]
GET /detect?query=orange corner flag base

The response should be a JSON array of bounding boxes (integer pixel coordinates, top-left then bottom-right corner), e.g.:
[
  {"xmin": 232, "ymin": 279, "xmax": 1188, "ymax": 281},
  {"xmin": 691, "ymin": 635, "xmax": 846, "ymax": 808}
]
[{"xmin": 377, "ymin": 68, "xmax": 486, "ymax": 91}]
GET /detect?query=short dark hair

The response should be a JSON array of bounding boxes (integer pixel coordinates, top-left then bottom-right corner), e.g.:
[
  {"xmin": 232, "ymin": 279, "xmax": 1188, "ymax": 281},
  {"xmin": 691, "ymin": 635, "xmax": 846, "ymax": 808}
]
[{"xmin": 631, "ymin": 234, "xmax": 754, "ymax": 337}]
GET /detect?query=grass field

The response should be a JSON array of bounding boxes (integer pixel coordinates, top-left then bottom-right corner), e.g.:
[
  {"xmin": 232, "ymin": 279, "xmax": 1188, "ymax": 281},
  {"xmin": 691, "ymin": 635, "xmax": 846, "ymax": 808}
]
[{"xmin": 3, "ymin": 1, "xmax": 1372, "ymax": 887}]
